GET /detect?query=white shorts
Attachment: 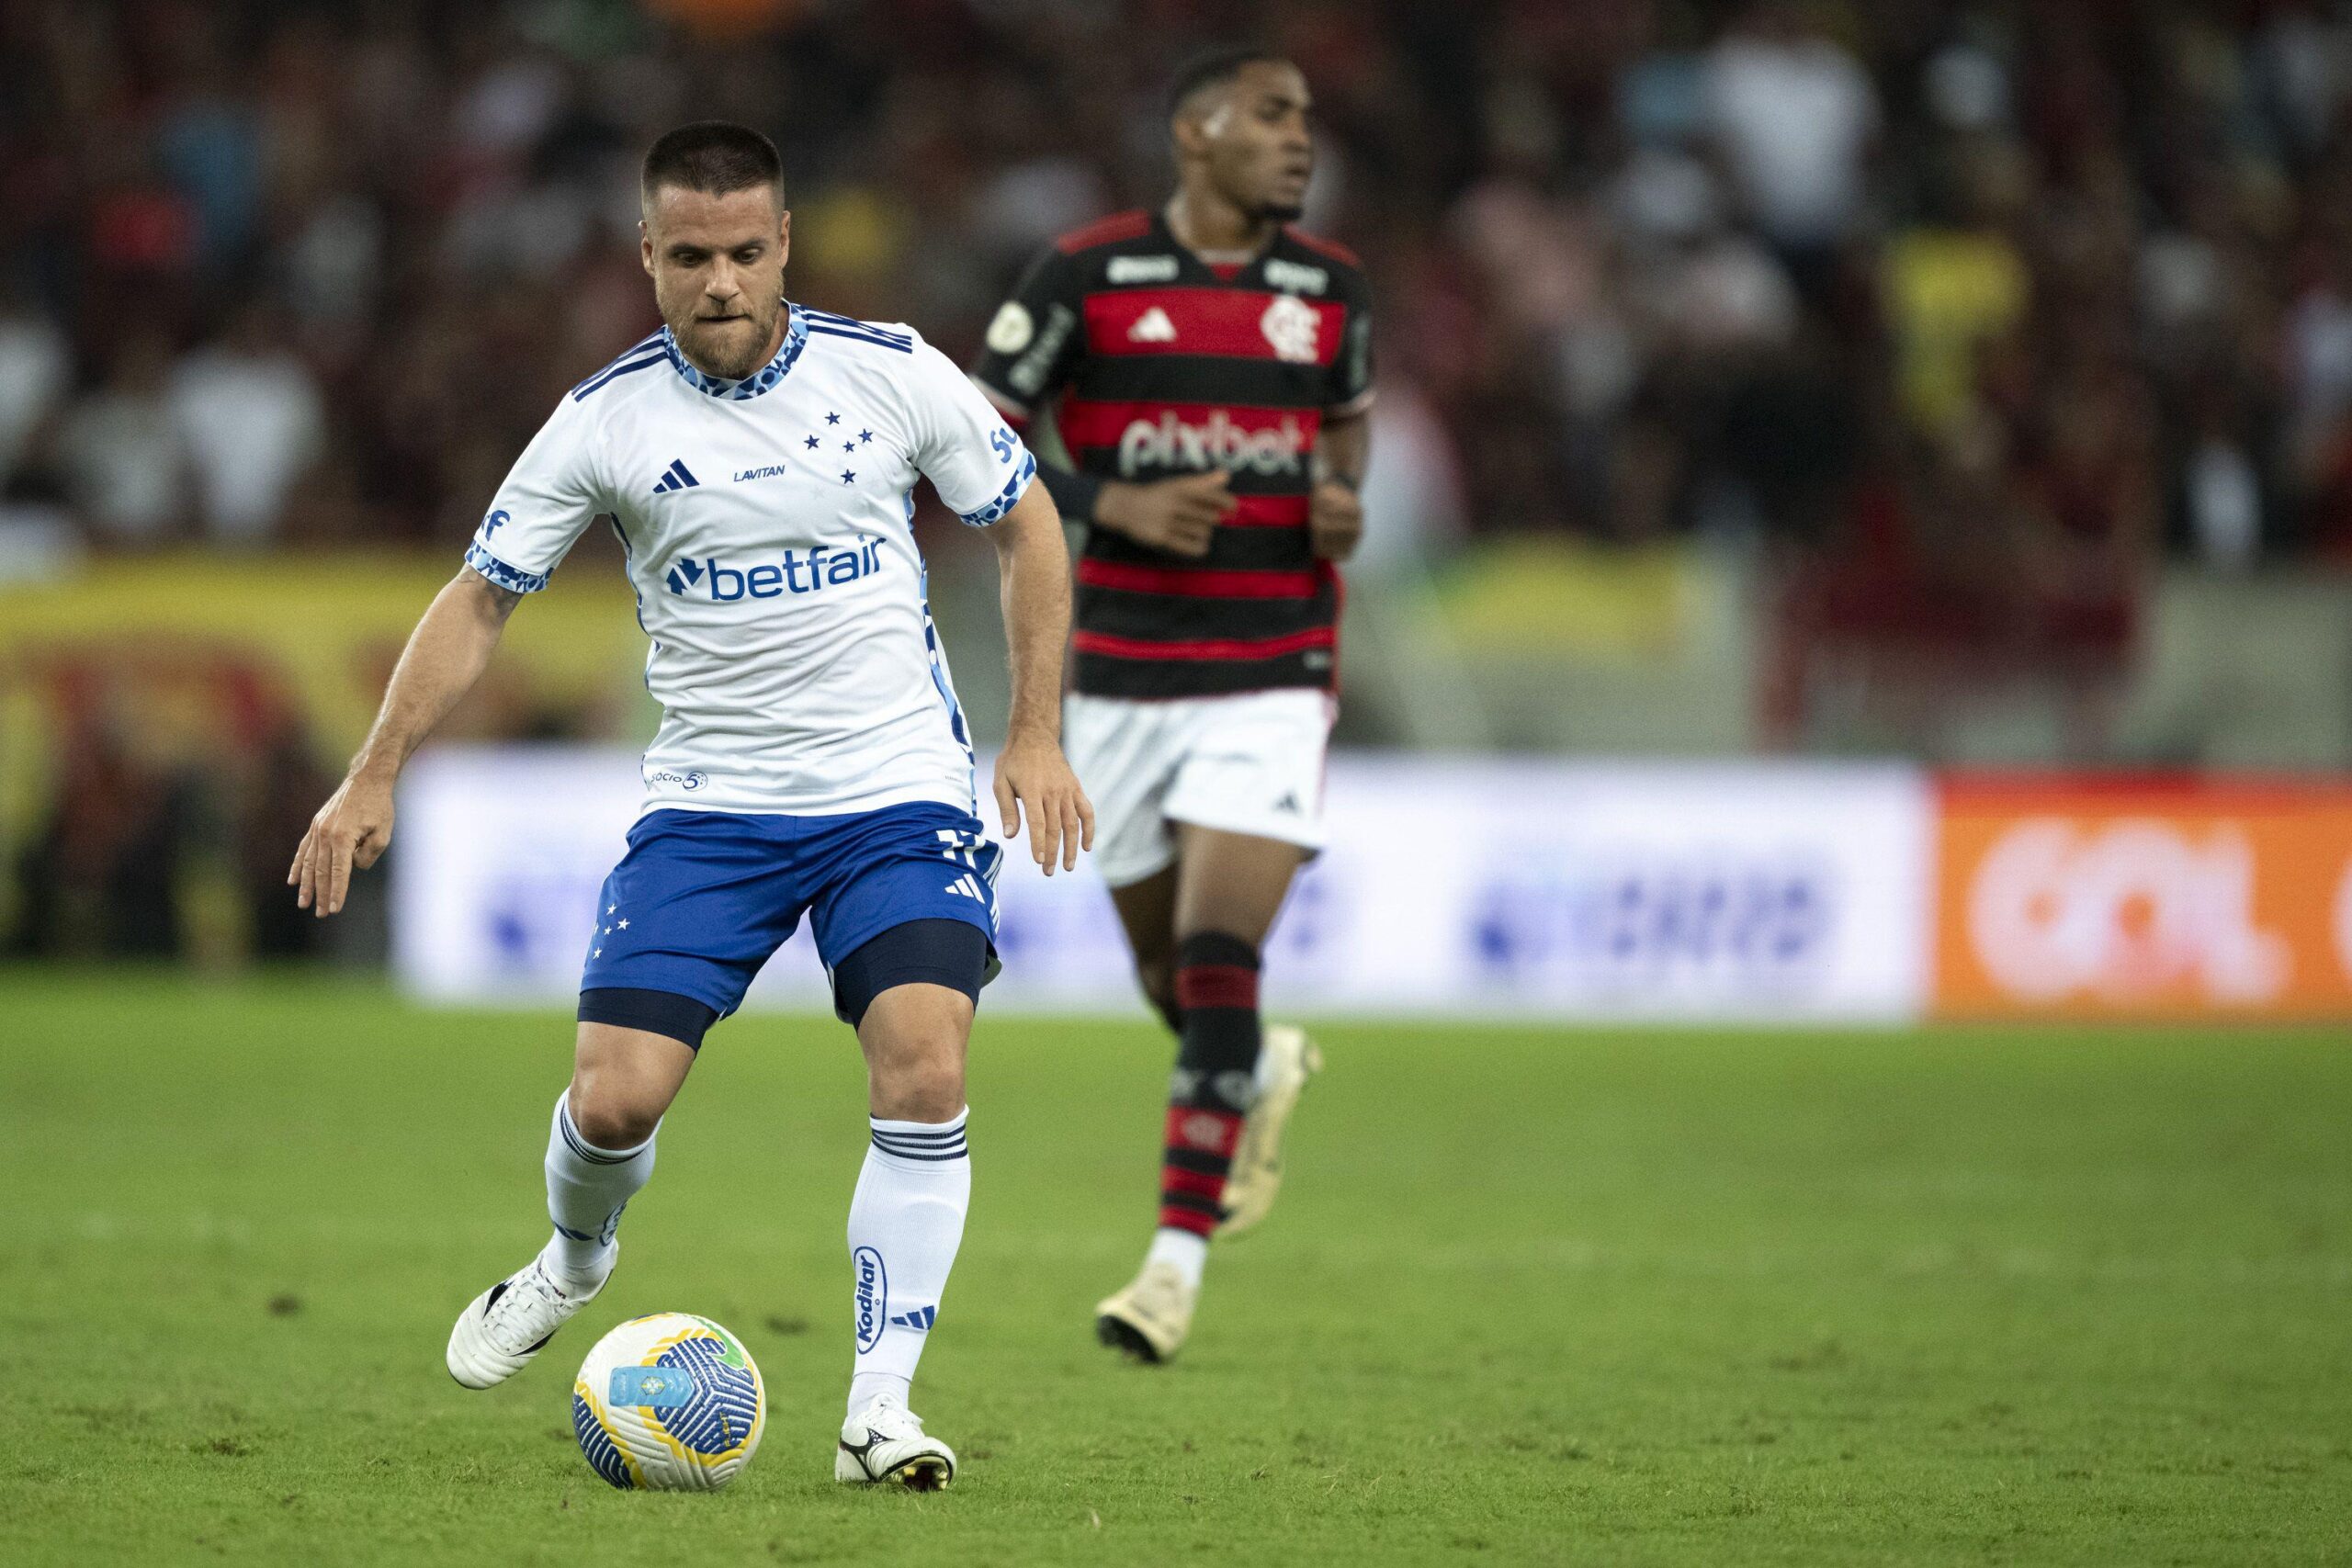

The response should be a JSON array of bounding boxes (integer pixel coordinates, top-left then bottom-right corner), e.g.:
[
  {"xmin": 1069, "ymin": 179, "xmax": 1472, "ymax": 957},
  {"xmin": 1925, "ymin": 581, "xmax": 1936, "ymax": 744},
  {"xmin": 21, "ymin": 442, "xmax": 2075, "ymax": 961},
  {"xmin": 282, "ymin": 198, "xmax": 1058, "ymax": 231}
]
[{"xmin": 1064, "ymin": 688, "xmax": 1336, "ymax": 888}]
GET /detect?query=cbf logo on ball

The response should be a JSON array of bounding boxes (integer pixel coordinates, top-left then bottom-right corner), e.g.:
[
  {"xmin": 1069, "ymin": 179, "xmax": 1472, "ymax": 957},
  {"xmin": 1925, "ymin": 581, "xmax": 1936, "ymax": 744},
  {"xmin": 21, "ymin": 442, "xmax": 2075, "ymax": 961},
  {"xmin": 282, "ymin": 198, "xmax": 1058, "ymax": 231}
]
[
  {"xmin": 853, "ymin": 1246, "xmax": 888, "ymax": 1351},
  {"xmin": 666, "ymin": 536, "xmax": 883, "ymax": 600}
]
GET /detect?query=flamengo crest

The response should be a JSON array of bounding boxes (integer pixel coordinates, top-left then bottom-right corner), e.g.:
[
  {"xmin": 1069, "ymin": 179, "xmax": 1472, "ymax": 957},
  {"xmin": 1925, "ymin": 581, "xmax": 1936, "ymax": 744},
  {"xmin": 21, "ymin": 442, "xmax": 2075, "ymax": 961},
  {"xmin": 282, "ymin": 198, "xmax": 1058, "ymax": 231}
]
[{"xmin": 1260, "ymin": 294, "xmax": 1319, "ymax": 362}]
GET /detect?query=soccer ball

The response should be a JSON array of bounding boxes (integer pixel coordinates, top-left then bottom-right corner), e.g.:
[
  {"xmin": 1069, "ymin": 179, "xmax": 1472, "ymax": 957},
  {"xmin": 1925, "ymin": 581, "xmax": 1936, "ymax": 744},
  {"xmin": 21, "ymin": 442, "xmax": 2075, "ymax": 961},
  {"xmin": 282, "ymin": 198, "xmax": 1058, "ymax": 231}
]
[{"xmin": 571, "ymin": 1314, "xmax": 765, "ymax": 1490}]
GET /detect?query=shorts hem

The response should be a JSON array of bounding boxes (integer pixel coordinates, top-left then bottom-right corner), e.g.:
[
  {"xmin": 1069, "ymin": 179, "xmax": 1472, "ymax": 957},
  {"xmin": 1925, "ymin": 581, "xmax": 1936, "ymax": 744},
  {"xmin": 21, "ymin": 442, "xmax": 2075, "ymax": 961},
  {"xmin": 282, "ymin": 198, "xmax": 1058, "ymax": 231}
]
[
  {"xmin": 1066, "ymin": 681, "xmax": 1338, "ymax": 705},
  {"xmin": 1098, "ymin": 844, "xmax": 1180, "ymax": 890},
  {"xmin": 633, "ymin": 784, "xmax": 978, "ymax": 820},
  {"xmin": 1161, "ymin": 806, "xmax": 1327, "ymax": 860},
  {"xmin": 846, "ymin": 964, "xmax": 984, "ymax": 1001},
  {"xmin": 820, "ymin": 903, "xmax": 997, "ymax": 976},
  {"xmin": 577, "ymin": 986, "xmax": 726, "ymax": 1050},
  {"xmin": 830, "ymin": 916, "xmax": 998, "ymax": 1027}
]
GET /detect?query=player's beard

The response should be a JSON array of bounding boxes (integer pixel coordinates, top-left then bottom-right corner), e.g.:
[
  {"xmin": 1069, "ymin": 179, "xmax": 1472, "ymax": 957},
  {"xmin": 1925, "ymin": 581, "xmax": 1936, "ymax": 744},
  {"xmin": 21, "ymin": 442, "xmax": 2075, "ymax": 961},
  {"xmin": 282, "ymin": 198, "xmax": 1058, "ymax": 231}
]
[
  {"xmin": 1254, "ymin": 199, "xmax": 1306, "ymax": 223},
  {"xmin": 673, "ymin": 291, "xmax": 784, "ymax": 381}
]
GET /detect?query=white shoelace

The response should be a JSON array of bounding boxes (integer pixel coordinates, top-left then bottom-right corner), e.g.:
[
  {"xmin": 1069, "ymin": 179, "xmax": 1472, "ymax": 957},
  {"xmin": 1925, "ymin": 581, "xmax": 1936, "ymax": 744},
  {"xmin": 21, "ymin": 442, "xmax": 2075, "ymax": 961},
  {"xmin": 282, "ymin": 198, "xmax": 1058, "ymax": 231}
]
[
  {"xmin": 483, "ymin": 1263, "xmax": 571, "ymax": 1346},
  {"xmin": 854, "ymin": 1398, "xmax": 922, "ymax": 1437}
]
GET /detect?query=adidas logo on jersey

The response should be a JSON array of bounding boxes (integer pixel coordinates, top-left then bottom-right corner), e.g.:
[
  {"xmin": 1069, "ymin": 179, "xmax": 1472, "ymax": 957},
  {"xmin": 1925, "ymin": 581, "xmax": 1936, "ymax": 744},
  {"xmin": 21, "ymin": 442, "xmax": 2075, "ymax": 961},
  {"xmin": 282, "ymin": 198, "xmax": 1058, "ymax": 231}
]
[
  {"xmin": 650, "ymin": 458, "xmax": 700, "ymax": 493},
  {"xmin": 944, "ymin": 873, "xmax": 988, "ymax": 904},
  {"xmin": 888, "ymin": 1305, "xmax": 937, "ymax": 1331},
  {"xmin": 1127, "ymin": 307, "xmax": 1178, "ymax": 344}
]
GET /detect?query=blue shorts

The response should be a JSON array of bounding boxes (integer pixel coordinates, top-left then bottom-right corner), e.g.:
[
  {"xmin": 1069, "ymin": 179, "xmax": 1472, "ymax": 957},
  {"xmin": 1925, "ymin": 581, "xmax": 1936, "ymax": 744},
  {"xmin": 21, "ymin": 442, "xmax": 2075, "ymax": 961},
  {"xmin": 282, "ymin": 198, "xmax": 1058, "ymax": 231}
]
[{"xmin": 578, "ymin": 802, "xmax": 1001, "ymax": 1030}]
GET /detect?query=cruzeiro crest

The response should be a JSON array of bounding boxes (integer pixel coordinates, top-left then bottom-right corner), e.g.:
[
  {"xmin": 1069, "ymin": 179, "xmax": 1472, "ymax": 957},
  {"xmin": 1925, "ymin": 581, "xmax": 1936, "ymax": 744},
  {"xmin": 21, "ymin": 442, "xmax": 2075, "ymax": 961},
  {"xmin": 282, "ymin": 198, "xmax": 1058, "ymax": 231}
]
[{"xmin": 1260, "ymin": 293, "xmax": 1320, "ymax": 363}]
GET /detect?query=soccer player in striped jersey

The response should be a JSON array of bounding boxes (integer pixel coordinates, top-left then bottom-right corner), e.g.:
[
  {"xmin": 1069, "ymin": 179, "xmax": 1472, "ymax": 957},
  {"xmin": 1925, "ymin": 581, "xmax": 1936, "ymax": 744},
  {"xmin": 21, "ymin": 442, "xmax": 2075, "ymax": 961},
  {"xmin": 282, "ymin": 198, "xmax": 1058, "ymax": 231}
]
[{"xmin": 970, "ymin": 48, "xmax": 1372, "ymax": 1362}]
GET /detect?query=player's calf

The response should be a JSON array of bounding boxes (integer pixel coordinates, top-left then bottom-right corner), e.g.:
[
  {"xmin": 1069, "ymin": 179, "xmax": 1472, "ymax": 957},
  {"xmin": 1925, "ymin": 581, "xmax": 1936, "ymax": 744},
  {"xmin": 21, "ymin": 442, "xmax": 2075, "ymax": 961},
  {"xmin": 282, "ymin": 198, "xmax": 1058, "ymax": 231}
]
[
  {"xmin": 542, "ymin": 1088, "xmax": 659, "ymax": 1285},
  {"xmin": 1156, "ymin": 931, "xmax": 1261, "ymax": 1241},
  {"xmin": 838, "ymin": 925, "xmax": 988, "ymax": 1439},
  {"xmin": 1098, "ymin": 931, "xmax": 1258, "ymax": 1360},
  {"xmin": 448, "ymin": 1088, "xmax": 657, "ymax": 1388},
  {"xmin": 842, "ymin": 1105, "xmax": 970, "ymax": 1447}
]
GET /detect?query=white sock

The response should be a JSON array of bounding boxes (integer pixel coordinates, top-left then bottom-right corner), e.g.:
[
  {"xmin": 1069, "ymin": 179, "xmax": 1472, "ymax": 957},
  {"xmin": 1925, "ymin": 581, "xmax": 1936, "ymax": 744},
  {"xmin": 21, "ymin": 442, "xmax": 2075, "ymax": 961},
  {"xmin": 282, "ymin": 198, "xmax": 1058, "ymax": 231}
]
[
  {"xmin": 1146, "ymin": 1226, "xmax": 1208, "ymax": 1291},
  {"xmin": 541, "ymin": 1091, "xmax": 654, "ymax": 1290},
  {"xmin": 845, "ymin": 1109, "xmax": 969, "ymax": 1416}
]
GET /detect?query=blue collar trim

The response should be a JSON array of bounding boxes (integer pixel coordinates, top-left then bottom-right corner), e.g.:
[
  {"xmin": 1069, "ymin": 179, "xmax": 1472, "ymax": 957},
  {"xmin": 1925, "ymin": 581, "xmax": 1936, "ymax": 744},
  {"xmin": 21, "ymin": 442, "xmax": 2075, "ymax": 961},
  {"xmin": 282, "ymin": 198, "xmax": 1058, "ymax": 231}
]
[{"xmin": 663, "ymin": 306, "xmax": 808, "ymax": 400}]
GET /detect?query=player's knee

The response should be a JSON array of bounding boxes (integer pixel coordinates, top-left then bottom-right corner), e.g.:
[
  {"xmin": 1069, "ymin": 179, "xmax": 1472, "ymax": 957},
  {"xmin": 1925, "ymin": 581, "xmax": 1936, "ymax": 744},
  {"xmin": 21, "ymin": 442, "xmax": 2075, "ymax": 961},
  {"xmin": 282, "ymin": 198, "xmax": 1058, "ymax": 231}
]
[
  {"xmin": 857, "ymin": 972, "xmax": 972, "ymax": 1122},
  {"xmin": 565, "ymin": 1077, "xmax": 662, "ymax": 1151},
  {"xmin": 867, "ymin": 1028, "xmax": 967, "ymax": 1122},
  {"xmin": 876, "ymin": 1073, "xmax": 964, "ymax": 1124}
]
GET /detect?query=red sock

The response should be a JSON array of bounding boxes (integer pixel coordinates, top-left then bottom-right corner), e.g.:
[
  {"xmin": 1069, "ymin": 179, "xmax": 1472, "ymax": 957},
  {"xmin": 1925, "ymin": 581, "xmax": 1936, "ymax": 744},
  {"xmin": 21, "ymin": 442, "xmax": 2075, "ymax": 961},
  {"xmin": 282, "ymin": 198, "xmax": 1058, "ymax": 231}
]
[{"xmin": 1157, "ymin": 932, "xmax": 1260, "ymax": 1235}]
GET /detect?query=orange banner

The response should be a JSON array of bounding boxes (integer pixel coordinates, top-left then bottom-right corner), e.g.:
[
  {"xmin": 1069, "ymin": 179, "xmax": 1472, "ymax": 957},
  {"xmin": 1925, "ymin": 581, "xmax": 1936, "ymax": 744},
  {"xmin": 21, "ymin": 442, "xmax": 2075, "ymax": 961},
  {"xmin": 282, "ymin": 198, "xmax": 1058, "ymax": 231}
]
[{"xmin": 1934, "ymin": 777, "xmax": 2352, "ymax": 1020}]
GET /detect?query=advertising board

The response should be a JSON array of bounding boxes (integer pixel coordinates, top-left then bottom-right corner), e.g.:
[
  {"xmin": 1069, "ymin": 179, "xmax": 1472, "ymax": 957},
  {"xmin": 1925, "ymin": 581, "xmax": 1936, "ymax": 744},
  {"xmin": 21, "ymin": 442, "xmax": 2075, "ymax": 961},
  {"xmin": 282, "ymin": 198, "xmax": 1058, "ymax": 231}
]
[
  {"xmin": 1932, "ymin": 777, "xmax": 2352, "ymax": 1020},
  {"xmin": 392, "ymin": 750, "xmax": 1934, "ymax": 1021}
]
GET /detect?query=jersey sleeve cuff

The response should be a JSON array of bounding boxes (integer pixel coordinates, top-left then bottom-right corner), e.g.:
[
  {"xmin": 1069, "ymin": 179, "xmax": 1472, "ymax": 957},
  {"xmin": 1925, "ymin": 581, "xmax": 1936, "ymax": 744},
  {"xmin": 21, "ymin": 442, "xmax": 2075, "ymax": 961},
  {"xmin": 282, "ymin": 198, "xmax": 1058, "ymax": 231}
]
[
  {"xmin": 1326, "ymin": 386, "xmax": 1376, "ymax": 420},
  {"xmin": 956, "ymin": 450, "xmax": 1036, "ymax": 527},
  {"xmin": 464, "ymin": 541, "xmax": 549, "ymax": 593}
]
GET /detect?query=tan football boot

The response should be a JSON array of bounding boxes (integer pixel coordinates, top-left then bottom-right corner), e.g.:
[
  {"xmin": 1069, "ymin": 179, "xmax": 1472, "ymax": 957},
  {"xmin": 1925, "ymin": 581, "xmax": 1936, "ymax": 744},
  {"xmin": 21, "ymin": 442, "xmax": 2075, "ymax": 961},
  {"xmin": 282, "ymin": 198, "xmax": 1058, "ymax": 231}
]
[
  {"xmin": 1094, "ymin": 1259, "xmax": 1197, "ymax": 1363},
  {"xmin": 1216, "ymin": 1024, "xmax": 1323, "ymax": 1238}
]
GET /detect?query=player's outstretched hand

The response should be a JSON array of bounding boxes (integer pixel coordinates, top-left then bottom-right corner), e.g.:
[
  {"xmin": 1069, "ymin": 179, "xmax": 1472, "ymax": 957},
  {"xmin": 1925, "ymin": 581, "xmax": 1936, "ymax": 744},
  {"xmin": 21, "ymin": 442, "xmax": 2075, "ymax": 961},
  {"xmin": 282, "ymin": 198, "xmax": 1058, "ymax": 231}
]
[
  {"xmin": 1097, "ymin": 470, "xmax": 1233, "ymax": 558},
  {"xmin": 993, "ymin": 736, "xmax": 1095, "ymax": 876},
  {"xmin": 288, "ymin": 769, "xmax": 397, "ymax": 918},
  {"xmin": 1309, "ymin": 479, "xmax": 1363, "ymax": 561}
]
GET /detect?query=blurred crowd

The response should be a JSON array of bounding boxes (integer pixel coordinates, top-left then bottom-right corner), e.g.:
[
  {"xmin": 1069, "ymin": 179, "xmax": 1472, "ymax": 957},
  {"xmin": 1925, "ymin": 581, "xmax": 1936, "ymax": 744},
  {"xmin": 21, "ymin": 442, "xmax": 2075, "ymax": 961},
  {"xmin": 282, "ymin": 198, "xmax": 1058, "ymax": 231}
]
[{"xmin": 11, "ymin": 0, "xmax": 2352, "ymax": 570}]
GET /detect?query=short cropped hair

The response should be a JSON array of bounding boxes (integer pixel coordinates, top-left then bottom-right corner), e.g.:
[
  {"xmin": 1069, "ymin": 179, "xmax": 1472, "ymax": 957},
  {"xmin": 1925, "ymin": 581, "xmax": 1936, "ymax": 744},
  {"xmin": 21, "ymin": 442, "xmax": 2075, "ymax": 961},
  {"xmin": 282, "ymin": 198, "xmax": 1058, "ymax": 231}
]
[
  {"xmin": 640, "ymin": 121, "xmax": 785, "ymax": 205},
  {"xmin": 1165, "ymin": 45, "xmax": 1291, "ymax": 120}
]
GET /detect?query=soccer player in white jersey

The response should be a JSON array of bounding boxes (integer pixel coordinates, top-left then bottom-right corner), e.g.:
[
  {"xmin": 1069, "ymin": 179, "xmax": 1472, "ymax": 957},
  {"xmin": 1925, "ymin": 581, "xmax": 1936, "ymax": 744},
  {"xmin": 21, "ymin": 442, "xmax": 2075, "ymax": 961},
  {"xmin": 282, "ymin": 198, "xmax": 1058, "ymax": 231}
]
[{"xmin": 286, "ymin": 122, "xmax": 1091, "ymax": 1491}]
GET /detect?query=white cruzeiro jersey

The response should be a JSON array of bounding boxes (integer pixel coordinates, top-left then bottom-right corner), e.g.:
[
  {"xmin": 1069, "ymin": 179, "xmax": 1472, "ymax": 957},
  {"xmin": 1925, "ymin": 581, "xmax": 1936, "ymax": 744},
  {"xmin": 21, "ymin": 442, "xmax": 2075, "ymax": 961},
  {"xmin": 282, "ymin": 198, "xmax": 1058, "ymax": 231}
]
[{"xmin": 466, "ymin": 305, "xmax": 1036, "ymax": 818}]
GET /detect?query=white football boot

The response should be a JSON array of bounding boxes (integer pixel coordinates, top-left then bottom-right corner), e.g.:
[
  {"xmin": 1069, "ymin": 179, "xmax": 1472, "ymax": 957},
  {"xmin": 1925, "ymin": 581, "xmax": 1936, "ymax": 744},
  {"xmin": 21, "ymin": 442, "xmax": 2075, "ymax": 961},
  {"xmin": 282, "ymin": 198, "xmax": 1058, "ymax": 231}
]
[
  {"xmin": 1216, "ymin": 1024, "xmax": 1322, "ymax": 1238},
  {"xmin": 1094, "ymin": 1258, "xmax": 1198, "ymax": 1363},
  {"xmin": 445, "ymin": 1247, "xmax": 610, "ymax": 1389},
  {"xmin": 835, "ymin": 1394, "xmax": 956, "ymax": 1490}
]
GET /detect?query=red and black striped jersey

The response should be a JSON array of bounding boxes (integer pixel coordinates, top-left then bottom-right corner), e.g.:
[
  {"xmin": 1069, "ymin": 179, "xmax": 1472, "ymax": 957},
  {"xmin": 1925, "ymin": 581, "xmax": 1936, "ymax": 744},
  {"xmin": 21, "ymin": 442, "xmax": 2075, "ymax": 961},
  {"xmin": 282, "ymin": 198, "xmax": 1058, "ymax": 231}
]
[{"xmin": 971, "ymin": 208, "xmax": 1374, "ymax": 698}]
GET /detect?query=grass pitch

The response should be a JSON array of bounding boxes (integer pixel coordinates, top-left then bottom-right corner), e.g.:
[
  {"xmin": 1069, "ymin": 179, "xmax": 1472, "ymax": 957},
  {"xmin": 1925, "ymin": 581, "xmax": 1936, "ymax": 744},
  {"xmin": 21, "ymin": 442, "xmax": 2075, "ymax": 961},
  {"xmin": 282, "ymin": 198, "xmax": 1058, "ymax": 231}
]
[{"xmin": 3, "ymin": 974, "xmax": 2347, "ymax": 1566}]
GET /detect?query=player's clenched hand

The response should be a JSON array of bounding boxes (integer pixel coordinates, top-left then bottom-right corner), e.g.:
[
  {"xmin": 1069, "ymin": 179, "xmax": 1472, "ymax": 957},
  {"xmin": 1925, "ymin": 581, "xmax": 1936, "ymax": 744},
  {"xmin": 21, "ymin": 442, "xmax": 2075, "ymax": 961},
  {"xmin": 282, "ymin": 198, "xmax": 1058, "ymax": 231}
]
[
  {"xmin": 288, "ymin": 770, "xmax": 397, "ymax": 918},
  {"xmin": 1309, "ymin": 479, "xmax": 1363, "ymax": 561},
  {"xmin": 992, "ymin": 735, "xmax": 1095, "ymax": 876},
  {"xmin": 1097, "ymin": 470, "xmax": 1233, "ymax": 558}
]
